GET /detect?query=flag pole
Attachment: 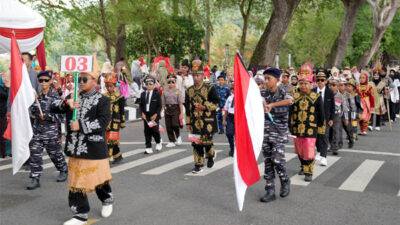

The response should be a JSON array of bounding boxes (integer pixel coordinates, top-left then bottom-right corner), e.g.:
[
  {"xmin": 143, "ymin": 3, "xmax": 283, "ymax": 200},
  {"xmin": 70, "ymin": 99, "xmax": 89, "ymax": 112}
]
[{"xmin": 72, "ymin": 71, "xmax": 78, "ymax": 121}]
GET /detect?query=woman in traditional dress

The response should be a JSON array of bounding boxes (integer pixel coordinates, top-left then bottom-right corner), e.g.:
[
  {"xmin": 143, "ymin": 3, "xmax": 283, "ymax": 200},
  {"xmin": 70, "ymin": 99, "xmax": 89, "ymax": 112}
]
[{"xmin": 356, "ymin": 73, "xmax": 375, "ymax": 135}]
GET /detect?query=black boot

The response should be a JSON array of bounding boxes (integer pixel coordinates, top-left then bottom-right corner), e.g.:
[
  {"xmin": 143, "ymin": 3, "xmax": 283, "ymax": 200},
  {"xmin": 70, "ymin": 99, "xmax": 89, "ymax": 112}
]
[
  {"xmin": 304, "ymin": 174, "xmax": 312, "ymax": 182},
  {"xmin": 112, "ymin": 156, "xmax": 123, "ymax": 164},
  {"xmin": 280, "ymin": 179, "xmax": 290, "ymax": 198},
  {"xmin": 27, "ymin": 178, "xmax": 40, "ymax": 190},
  {"xmin": 57, "ymin": 171, "xmax": 68, "ymax": 182},
  {"xmin": 348, "ymin": 140, "xmax": 354, "ymax": 149},
  {"xmin": 228, "ymin": 150, "xmax": 233, "ymax": 157},
  {"xmin": 260, "ymin": 189, "xmax": 276, "ymax": 203}
]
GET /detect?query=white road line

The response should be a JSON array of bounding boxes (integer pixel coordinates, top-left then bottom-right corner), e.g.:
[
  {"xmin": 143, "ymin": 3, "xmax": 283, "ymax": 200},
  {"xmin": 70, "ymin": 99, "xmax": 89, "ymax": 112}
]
[
  {"xmin": 111, "ymin": 149, "xmax": 185, "ymax": 174},
  {"xmin": 258, "ymin": 153, "xmax": 297, "ymax": 177},
  {"xmin": 186, "ymin": 157, "xmax": 233, "ymax": 176},
  {"xmin": 339, "ymin": 159, "xmax": 384, "ymax": 192},
  {"xmin": 142, "ymin": 150, "xmax": 223, "ymax": 175},
  {"xmin": 397, "ymin": 190, "xmax": 400, "ymax": 197},
  {"xmin": 290, "ymin": 156, "xmax": 341, "ymax": 186}
]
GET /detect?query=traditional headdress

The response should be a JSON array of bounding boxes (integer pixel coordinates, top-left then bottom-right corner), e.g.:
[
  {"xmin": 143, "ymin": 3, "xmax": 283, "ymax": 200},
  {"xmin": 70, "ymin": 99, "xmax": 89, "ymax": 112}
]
[
  {"xmin": 331, "ymin": 67, "xmax": 339, "ymax": 78},
  {"xmin": 347, "ymin": 78, "xmax": 356, "ymax": 87},
  {"xmin": 104, "ymin": 73, "xmax": 117, "ymax": 84},
  {"xmin": 298, "ymin": 61, "xmax": 313, "ymax": 82},
  {"xmin": 191, "ymin": 59, "xmax": 203, "ymax": 75},
  {"xmin": 372, "ymin": 61, "xmax": 385, "ymax": 75}
]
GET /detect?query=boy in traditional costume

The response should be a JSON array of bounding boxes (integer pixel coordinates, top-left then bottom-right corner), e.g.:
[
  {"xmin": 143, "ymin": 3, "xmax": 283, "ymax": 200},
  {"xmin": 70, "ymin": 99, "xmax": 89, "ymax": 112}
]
[
  {"xmin": 104, "ymin": 72, "xmax": 126, "ymax": 164},
  {"xmin": 346, "ymin": 78, "xmax": 362, "ymax": 141},
  {"xmin": 185, "ymin": 59, "xmax": 219, "ymax": 174},
  {"xmin": 290, "ymin": 62, "xmax": 325, "ymax": 182},
  {"xmin": 51, "ymin": 55, "xmax": 114, "ymax": 225}
]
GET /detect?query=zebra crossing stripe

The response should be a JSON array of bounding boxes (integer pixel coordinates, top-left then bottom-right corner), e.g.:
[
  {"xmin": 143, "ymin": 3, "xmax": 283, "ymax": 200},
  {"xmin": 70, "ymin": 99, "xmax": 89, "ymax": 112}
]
[
  {"xmin": 185, "ymin": 157, "xmax": 233, "ymax": 176},
  {"xmin": 339, "ymin": 159, "xmax": 384, "ymax": 192},
  {"xmin": 142, "ymin": 150, "xmax": 223, "ymax": 175},
  {"xmin": 290, "ymin": 156, "xmax": 341, "ymax": 186},
  {"xmin": 111, "ymin": 149, "xmax": 185, "ymax": 174},
  {"xmin": 258, "ymin": 153, "xmax": 298, "ymax": 177},
  {"xmin": 11, "ymin": 149, "xmax": 145, "ymax": 173}
]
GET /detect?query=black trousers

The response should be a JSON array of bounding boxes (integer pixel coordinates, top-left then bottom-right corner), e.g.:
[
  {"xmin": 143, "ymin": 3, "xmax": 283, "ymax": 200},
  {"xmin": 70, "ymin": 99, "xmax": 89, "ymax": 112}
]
[
  {"xmin": 316, "ymin": 125, "xmax": 329, "ymax": 157},
  {"xmin": 143, "ymin": 120, "xmax": 161, "ymax": 148},
  {"xmin": 68, "ymin": 183, "xmax": 113, "ymax": 221},
  {"xmin": 225, "ymin": 114, "xmax": 235, "ymax": 152},
  {"xmin": 340, "ymin": 113, "xmax": 353, "ymax": 148},
  {"xmin": 165, "ymin": 113, "xmax": 180, "ymax": 143},
  {"xmin": 370, "ymin": 114, "xmax": 381, "ymax": 127}
]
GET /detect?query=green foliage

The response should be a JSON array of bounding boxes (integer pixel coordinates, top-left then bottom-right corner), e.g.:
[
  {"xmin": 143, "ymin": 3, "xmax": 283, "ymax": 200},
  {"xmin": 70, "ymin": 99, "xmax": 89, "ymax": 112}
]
[{"xmin": 125, "ymin": 16, "xmax": 205, "ymax": 63}]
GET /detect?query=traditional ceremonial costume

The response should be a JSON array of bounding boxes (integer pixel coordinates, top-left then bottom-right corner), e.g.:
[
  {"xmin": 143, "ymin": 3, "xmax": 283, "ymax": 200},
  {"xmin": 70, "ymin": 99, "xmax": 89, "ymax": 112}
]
[
  {"xmin": 329, "ymin": 78, "xmax": 348, "ymax": 155},
  {"xmin": 260, "ymin": 68, "xmax": 292, "ymax": 203},
  {"xmin": 290, "ymin": 62, "xmax": 325, "ymax": 182},
  {"xmin": 347, "ymin": 78, "xmax": 362, "ymax": 141},
  {"xmin": 185, "ymin": 59, "xmax": 219, "ymax": 173},
  {"xmin": 356, "ymin": 73, "xmax": 375, "ymax": 134},
  {"xmin": 369, "ymin": 72, "xmax": 386, "ymax": 129},
  {"xmin": 104, "ymin": 73, "xmax": 126, "ymax": 164},
  {"xmin": 51, "ymin": 55, "xmax": 114, "ymax": 225},
  {"xmin": 339, "ymin": 78, "xmax": 354, "ymax": 149}
]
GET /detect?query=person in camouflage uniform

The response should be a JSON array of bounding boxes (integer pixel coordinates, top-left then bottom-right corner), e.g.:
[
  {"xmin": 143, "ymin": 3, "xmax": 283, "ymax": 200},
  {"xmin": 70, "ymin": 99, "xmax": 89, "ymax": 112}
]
[
  {"xmin": 27, "ymin": 71, "xmax": 68, "ymax": 190},
  {"xmin": 260, "ymin": 68, "xmax": 293, "ymax": 203}
]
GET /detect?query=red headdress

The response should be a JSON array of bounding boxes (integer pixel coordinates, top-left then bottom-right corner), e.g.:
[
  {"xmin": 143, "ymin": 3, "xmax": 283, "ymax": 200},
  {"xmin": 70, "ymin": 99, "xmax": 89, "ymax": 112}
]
[{"xmin": 298, "ymin": 61, "xmax": 313, "ymax": 82}]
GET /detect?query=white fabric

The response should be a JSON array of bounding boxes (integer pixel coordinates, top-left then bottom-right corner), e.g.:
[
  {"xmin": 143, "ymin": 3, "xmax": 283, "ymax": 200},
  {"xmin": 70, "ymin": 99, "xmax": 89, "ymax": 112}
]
[
  {"xmin": 11, "ymin": 63, "xmax": 35, "ymax": 174},
  {"xmin": 224, "ymin": 94, "xmax": 234, "ymax": 114},
  {"xmin": 390, "ymin": 81, "xmax": 399, "ymax": 102},
  {"xmin": 0, "ymin": 0, "xmax": 46, "ymax": 29},
  {"xmin": 0, "ymin": 31, "xmax": 43, "ymax": 54},
  {"xmin": 146, "ymin": 90, "xmax": 153, "ymax": 112},
  {"xmin": 182, "ymin": 74, "xmax": 194, "ymax": 89}
]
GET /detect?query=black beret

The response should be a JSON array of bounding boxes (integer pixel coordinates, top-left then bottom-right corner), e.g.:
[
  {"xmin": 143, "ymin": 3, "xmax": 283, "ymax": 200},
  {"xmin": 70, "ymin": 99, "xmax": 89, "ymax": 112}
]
[
  {"xmin": 181, "ymin": 59, "xmax": 190, "ymax": 67},
  {"xmin": 37, "ymin": 70, "xmax": 52, "ymax": 79},
  {"xmin": 167, "ymin": 74, "xmax": 177, "ymax": 79},
  {"xmin": 217, "ymin": 74, "xmax": 226, "ymax": 80},
  {"xmin": 263, "ymin": 67, "xmax": 280, "ymax": 79}
]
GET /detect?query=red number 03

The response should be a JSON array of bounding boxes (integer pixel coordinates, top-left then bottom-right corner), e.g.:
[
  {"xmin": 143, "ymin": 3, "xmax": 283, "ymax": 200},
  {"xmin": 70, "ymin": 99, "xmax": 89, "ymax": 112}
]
[
  {"xmin": 65, "ymin": 57, "xmax": 76, "ymax": 71},
  {"xmin": 77, "ymin": 57, "xmax": 88, "ymax": 71}
]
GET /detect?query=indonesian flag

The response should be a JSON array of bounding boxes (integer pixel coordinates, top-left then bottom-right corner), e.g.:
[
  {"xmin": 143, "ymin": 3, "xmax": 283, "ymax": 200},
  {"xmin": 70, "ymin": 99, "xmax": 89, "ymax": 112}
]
[
  {"xmin": 233, "ymin": 52, "xmax": 264, "ymax": 211},
  {"xmin": 3, "ymin": 35, "xmax": 35, "ymax": 174}
]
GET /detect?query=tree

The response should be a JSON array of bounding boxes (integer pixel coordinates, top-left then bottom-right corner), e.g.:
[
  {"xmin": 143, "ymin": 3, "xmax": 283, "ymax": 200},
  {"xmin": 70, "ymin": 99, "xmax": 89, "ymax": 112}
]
[
  {"xmin": 327, "ymin": 0, "xmax": 365, "ymax": 67},
  {"xmin": 357, "ymin": 0, "xmax": 400, "ymax": 68},
  {"xmin": 249, "ymin": 0, "xmax": 301, "ymax": 67}
]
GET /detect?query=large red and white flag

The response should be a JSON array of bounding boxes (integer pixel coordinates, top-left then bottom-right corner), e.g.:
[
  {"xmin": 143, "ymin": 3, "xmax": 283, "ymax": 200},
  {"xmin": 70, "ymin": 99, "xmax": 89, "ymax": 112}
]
[
  {"xmin": 3, "ymin": 34, "xmax": 35, "ymax": 174},
  {"xmin": 233, "ymin": 52, "xmax": 264, "ymax": 211}
]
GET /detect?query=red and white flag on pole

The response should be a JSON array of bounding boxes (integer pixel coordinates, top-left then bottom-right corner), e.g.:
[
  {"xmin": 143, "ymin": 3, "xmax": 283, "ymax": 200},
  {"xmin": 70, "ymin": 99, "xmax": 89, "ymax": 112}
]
[
  {"xmin": 3, "ymin": 34, "xmax": 35, "ymax": 174},
  {"xmin": 233, "ymin": 52, "xmax": 264, "ymax": 211}
]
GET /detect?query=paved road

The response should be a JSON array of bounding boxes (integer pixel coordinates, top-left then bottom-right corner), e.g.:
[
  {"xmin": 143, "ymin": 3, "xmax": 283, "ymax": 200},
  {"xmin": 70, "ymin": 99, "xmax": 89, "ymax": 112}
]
[{"xmin": 0, "ymin": 119, "xmax": 399, "ymax": 225}]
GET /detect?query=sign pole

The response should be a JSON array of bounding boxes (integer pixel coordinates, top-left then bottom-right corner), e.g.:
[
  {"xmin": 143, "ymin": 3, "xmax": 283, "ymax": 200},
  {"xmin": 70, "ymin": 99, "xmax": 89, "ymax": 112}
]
[{"xmin": 72, "ymin": 71, "xmax": 78, "ymax": 121}]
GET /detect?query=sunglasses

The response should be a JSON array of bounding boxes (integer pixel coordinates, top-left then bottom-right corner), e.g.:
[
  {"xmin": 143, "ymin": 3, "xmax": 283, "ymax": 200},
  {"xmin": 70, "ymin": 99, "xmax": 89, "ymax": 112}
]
[
  {"xmin": 329, "ymin": 84, "xmax": 337, "ymax": 87},
  {"xmin": 38, "ymin": 79, "xmax": 50, "ymax": 83},
  {"xmin": 78, "ymin": 77, "xmax": 92, "ymax": 83},
  {"xmin": 145, "ymin": 82, "xmax": 154, "ymax": 86},
  {"xmin": 316, "ymin": 79, "xmax": 326, "ymax": 82},
  {"xmin": 257, "ymin": 83, "xmax": 263, "ymax": 86},
  {"xmin": 167, "ymin": 80, "xmax": 175, "ymax": 84}
]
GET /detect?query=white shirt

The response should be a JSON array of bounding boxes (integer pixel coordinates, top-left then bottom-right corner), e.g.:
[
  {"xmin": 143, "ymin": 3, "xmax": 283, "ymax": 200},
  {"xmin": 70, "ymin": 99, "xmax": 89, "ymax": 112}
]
[
  {"xmin": 317, "ymin": 86, "xmax": 326, "ymax": 102},
  {"xmin": 182, "ymin": 74, "xmax": 194, "ymax": 89},
  {"xmin": 145, "ymin": 90, "xmax": 153, "ymax": 112},
  {"xmin": 176, "ymin": 75, "xmax": 184, "ymax": 93},
  {"xmin": 224, "ymin": 94, "xmax": 234, "ymax": 114}
]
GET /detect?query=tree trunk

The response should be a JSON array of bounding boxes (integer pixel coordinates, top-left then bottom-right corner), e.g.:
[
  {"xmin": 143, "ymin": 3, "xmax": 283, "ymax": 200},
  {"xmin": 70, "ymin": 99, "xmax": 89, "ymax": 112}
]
[
  {"xmin": 99, "ymin": 0, "xmax": 113, "ymax": 63},
  {"xmin": 239, "ymin": 0, "xmax": 253, "ymax": 55},
  {"xmin": 327, "ymin": 0, "xmax": 364, "ymax": 67},
  {"xmin": 357, "ymin": 0, "xmax": 400, "ymax": 68},
  {"xmin": 204, "ymin": 0, "xmax": 211, "ymax": 61},
  {"xmin": 172, "ymin": 0, "xmax": 179, "ymax": 15},
  {"xmin": 114, "ymin": 24, "xmax": 126, "ymax": 65},
  {"xmin": 249, "ymin": 0, "xmax": 300, "ymax": 68},
  {"xmin": 357, "ymin": 28, "xmax": 385, "ymax": 68}
]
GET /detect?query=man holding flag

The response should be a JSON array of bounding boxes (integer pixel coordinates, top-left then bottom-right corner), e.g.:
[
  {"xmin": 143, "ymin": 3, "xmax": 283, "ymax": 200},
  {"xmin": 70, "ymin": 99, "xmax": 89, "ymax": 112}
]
[{"xmin": 233, "ymin": 52, "xmax": 264, "ymax": 211}]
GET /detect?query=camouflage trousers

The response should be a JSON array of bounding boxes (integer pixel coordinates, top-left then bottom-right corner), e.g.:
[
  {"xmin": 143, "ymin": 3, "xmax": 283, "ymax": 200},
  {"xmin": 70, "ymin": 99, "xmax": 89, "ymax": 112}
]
[
  {"xmin": 29, "ymin": 139, "xmax": 67, "ymax": 178},
  {"xmin": 263, "ymin": 142, "xmax": 289, "ymax": 191}
]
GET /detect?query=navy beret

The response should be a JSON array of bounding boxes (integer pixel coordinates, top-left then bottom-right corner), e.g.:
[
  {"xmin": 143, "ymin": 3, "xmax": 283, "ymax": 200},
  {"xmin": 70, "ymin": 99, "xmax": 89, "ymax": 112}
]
[
  {"xmin": 37, "ymin": 70, "xmax": 52, "ymax": 79},
  {"xmin": 263, "ymin": 67, "xmax": 280, "ymax": 79}
]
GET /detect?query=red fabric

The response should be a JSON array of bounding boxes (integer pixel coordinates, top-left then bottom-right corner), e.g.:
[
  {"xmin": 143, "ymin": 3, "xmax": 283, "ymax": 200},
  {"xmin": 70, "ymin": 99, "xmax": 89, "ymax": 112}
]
[
  {"xmin": 36, "ymin": 39, "xmax": 46, "ymax": 70},
  {"xmin": 294, "ymin": 137, "xmax": 316, "ymax": 160},
  {"xmin": 234, "ymin": 53, "xmax": 260, "ymax": 187},
  {"xmin": 0, "ymin": 27, "xmax": 43, "ymax": 39},
  {"xmin": 3, "ymin": 35, "xmax": 24, "ymax": 140},
  {"xmin": 139, "ymin": 57, "xmax": 145, "ymax": 66},
  {"xmin": 203, "ymin": 65, "xmax": 210, "ymax": 78}
]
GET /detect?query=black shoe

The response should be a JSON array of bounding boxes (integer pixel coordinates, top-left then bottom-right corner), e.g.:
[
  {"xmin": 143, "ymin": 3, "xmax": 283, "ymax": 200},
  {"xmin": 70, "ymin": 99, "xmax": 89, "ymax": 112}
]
[
  {"xmin": 112, "ymin": 156, "xmax": 123, "ymax": 164},
  {"xmin": 218, "ymin": 130, "xmax": 224, "ymax": 134},
  {"xmin": 207, "ymin": 158, "xmax": 214, "ymax": 168},
  {"xmin": 304, "ymin": 174, "xmax": 312, "ymax": 182},
  {"xmin": 229, "ymin": 150, "xmax": 233, "ymax": 157},
  {"xmin": 280, "ymin": 179, "xmax": 290, "ymax": 198},
  {"xmin": 191, "ymin": 165, "xmax": 204, "ymax": 174},
  {"xmin": 332, "ymin": 151, "xmax": 339, "ymax": 155},
  {"xmin": 260, "ymin": 189, "xmax": 276, "ymax": 203},
  {"xmin": 27, "ymin": 178, "xmax": 40, "ymax": 190},
  {"xmin": 57, "ymin": 171, "xmax": 68, "ymax": 182},
  {"xmin": 298, "ymin": 169, "xmax": 304, "ymax": 175},
  {"xmin": 348, "ymin": 140, "xmax": 354, "ymax": 149}
]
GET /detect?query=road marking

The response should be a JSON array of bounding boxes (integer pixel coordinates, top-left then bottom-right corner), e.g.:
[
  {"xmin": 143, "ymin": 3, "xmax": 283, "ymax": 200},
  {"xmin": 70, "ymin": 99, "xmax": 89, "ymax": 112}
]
[
  {"xmin": 340, "ymin": 149, "xmax": 400, "ymax": 157},
  {"xmin": 142, "ymin": 150, "xmax": 223, "ymax": 175},
  {"xmin": 185, "ymin": 157, "xmax": 233, "ymax": 176},
  {"xmin": 339, "ymin": 159, "xmax": 384, "ymax": 192},
  {"xmin": 397, "ymin": 190, "xmax": 400, "ymax": 197},
  {"xmin": 290, "ymin": 156, "xmax": 341, "ymax": 186},
  {"xmin": 111, "ymin": 149, "xmax": 185, "ymax": 174},
  {"xmin": 258, "ymin": 153, "xmax": 297, "ymax": 177}
]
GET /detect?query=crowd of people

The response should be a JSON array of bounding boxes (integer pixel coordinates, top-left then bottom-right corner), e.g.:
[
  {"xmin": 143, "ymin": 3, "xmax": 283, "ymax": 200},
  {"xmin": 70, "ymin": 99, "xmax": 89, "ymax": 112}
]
[{"xmin": 0, "ymin": 51, "xmax": 399, "ymax": 224}]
